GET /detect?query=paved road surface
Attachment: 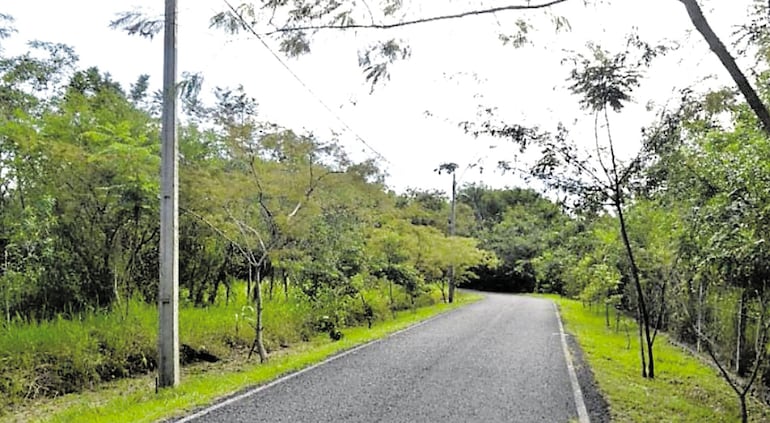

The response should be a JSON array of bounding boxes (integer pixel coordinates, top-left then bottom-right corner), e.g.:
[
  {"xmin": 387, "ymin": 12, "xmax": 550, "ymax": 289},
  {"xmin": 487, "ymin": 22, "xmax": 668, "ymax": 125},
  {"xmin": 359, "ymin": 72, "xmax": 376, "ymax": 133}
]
[{"xmin": 179, "ymin": 293, "xmax": 582, "ymax": 423}]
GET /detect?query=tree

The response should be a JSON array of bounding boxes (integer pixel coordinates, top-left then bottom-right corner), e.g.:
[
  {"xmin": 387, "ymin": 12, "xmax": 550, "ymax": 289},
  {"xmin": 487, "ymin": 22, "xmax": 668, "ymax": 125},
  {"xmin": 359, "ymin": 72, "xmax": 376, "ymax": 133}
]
[
  {"xmin": 0, "ymin": 61, "xmax": 161, "ymax": 318},
  {"xmin": 462, "ymin": 187, "xmax": 570, "ymax": 293},
  {"xmin": 665, "ymin": 103, "xmax": 770, "ymax": 422},
  {"xmin": 474, "ymin": 40, "xmax": 666, "ymax": 377},
  {"xmin": 183, "ymin": 84, "xmax": 355, "ymax": 361},
  {"xmin": 678, "ymin": 0, "xmax": 770, "ymax": 136}
]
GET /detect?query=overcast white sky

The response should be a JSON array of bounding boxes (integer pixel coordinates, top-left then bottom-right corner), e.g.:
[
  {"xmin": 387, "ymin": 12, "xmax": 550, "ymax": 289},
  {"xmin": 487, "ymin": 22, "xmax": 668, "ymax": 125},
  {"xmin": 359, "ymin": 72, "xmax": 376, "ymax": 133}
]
[{"xmin": 2, "ymin": 0, "xmax": 757, "ymax": 195}]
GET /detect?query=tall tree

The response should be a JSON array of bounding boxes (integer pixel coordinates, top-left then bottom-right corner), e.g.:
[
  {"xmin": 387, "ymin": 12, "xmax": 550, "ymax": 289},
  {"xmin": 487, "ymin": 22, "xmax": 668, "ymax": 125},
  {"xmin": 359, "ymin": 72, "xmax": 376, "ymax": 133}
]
[{"xmin": 474, "ymin": 39, "xmax": 668, "ymax": 377}]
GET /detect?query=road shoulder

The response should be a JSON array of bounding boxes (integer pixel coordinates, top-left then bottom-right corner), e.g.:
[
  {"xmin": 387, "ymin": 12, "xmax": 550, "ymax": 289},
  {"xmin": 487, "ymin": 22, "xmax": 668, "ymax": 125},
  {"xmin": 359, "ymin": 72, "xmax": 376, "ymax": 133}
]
[{"xmin": 566, "ymin": 333, "xmax": 612, "ymax": 422}]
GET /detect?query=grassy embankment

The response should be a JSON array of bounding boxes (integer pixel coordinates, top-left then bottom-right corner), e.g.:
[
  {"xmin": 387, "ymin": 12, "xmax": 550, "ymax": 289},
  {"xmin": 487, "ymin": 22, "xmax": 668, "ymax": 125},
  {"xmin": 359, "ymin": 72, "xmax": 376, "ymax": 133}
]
[
  {"xmin": 548, "ymin": 294, "xmax": 770, "ymax": 422},
  {"xmin": 1, "ymin": 283, "xmax": 480, "ymax": 423}
]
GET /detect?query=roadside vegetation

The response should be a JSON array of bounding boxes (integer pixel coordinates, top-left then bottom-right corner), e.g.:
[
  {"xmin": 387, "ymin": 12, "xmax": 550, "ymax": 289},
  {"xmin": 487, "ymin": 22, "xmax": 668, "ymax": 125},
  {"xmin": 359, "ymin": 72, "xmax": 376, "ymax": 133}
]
[
  {"xmin": 0, "ymin": 282, "xmax": 442, "ymax": 411},
  {"xmin": 3, "ymin": 291, "xmax": 480, "ymax": 423},
  {"xmin": 552, "ymin": 295, "xmax": 770, "ymax": 422},
  {"xmin": 6, "ymin": 1, "xmax": 770, "ymax": 422},
  {"xmin": 0, "ymin": 16, "xmax": 496, "ymax": 417}
]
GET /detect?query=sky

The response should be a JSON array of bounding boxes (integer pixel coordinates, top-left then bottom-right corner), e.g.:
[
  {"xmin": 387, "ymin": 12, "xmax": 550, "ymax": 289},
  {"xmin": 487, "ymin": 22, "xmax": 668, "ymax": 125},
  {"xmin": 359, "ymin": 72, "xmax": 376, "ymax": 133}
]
[{"xmin": 1, "ymin": 0, "xmax": 759, "ymax": 196}]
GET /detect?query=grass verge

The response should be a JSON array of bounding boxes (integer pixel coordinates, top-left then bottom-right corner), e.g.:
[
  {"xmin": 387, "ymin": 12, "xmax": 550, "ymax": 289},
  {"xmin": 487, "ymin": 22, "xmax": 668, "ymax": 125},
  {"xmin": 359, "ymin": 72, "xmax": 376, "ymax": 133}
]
[
  {"xmin": 544, "ymin": 294, "xmax": 770, "ymax": 422},
  {"xmin": 6, "ymin": 292, "xmax": 481, "ymax": 423}
]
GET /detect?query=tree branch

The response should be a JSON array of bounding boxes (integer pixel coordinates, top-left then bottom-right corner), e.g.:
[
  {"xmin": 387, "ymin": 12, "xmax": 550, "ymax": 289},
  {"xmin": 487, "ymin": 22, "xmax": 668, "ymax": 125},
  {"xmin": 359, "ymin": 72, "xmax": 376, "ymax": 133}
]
[
  {"xmin": 288, "ymin": 166, "xmax": 342, "ymax": 219},
  {"xmin": 651, "ymin": 279, "xmax": 667, "ymax": 344},
  {"xmin": 263, "ymin": 0, "xmax": 573, "ymax": 35},
  {"xmin": 181, "ymin": 206, "xmax": 255, "ymax": 265},
  {"xmin": 360, "ymin": 0, "xmax": 377, "ymax": 26},
  {"xmin": 604, "ymin": 108, "xmax": 622, "ymax": 191},
  {"xmin": 594, "ymin": 110, "xmax": 613, "ymax": 184},
  {"xmin": 548, "ymin": 147, "xmax": 613, "ymax": 193},
  {"xmin": 742, "ymin": 293, "xmax": 770, "ymax": 396},
  {"xmin": 698, "ymin": 327, "xmax": 743, "ymax": 396},
  {"xmin": 678, "ymin": 0, "xmax": 770, "ymax": 136}
]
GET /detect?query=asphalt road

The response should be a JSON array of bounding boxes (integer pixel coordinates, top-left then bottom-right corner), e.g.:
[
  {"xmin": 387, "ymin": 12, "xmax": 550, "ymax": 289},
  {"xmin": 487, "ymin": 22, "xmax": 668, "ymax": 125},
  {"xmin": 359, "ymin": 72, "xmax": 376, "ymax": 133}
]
[{"xmin": 179, "ymin": 293, "xmax": 583, "ymax": 423}]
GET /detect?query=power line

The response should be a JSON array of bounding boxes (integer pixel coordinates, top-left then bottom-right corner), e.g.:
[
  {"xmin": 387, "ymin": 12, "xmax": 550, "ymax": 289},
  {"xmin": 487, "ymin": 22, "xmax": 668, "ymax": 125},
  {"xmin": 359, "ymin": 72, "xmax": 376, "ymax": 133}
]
[{"xmin": 221, "ymin": 0, "xmax": 390, "ymax": 164}]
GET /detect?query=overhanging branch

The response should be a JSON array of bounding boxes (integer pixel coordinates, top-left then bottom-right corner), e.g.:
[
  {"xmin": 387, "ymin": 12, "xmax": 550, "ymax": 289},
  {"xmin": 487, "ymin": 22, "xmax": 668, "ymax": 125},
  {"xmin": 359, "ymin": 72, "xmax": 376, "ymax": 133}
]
[
  {"xmin": 678, "ymin": 0, "xmax": 770, "ymax": 136},
  {"xmin": 263, "ymin": 0, "xmax": 573, "ymax": 35}
]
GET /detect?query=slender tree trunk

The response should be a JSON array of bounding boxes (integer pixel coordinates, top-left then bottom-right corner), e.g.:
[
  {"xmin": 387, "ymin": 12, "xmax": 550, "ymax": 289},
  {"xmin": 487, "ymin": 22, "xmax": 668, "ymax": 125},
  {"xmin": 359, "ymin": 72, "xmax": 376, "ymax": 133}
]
[
  {"xmin": 617, "ymin": 203, "xmax": 654, "ymax": 378},
  {"xmin": 269, "ymin": 274, "xmax": 274, "ymax": 300},
  {"xmin": 17, "ymin": 176, "xmax": 25, "ymax": 211},
  {"xmin": 209, "ymin": 279, "xmax": 220, "ymax": 305},
  {"xmin": 740, "ymin": 394, "xmax": 748, "ymax": 423},
  {"xmin": 125, "ymin": 279, "xmax": 131, "ymax": 319},
  {"xmin": 360, "ymin": 293, "xmax": 372, "ymax": 329},
  {"xmin": 678, "ymin": 0, "xmax": 770, "ymax": 136},
  {"xmin": 254, "ymin": 268, "xmax": 261, "ymax": 301},
  {"xmin": 697, "ymin": 281, "xmax": 704, "ymax": 352},
  {"xmin": 248, "ymin": 263, "xmax": 267, "ymax": 363},
  {"xmin": 736, "ymin": 289, "xmax": 746, "ymax": 375},
  {"xmin": 113, "ymin": 267, "xmax": 121, "ymax": 307},
  {"xmin": 247, "ymin": 264, "xmax": 252, "ymax": 300},
  {"xmin": 4, "ymin": 250, "xmax": 9, "ymax": 325},
  {"xmin": 283, "ymin": 270, "xmax": 289, "ymax": 301},
  {"xmin": 637, "ymin": 302, "xmax": 648, "ymax": 378},
  {"xmin": 4, "ymin": 282, "xmax": 8, "ymax": 326}
]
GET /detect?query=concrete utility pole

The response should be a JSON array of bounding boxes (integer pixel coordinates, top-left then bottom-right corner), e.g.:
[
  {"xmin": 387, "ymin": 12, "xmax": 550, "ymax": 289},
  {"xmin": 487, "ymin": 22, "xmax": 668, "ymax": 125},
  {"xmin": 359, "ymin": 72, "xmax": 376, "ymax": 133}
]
[
  {"xmin": 448, "ymin": 171, "xmax": 456, "ymax": 304},
  {"xmin": 436, "ymin": 162, "xmax": 459, "ymax": 304},
  {"xmin": 158, "ymin": 0, "xmax": 179, "ymax": 388}
]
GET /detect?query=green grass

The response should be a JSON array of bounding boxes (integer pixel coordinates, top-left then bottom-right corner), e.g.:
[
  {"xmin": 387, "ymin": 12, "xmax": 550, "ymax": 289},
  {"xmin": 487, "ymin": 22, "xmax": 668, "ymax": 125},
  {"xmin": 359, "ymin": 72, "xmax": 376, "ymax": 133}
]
[
  {"xmin": 0, "ymin": 282, "xmax": 437, "ymax": 409},
  {"xmin": 4, "ymin": 291, "xmax": 480, "ymax": 423},
  {"xmin": 544, "ymin": 294, "xmax": 770, "ymax": 422}
]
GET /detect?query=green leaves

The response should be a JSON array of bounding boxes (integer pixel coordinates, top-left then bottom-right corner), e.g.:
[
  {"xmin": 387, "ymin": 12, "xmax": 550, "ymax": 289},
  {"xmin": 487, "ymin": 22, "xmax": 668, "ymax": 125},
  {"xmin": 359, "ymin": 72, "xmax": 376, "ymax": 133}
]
[
  {"xmin": 358, "ymin": 39, "xmax": 411, "ymax": 92},
  {"xmin": 567, "ymin": 35, "xmax": 674, "ymax": 113},
  {"xmin": 109, "ymin": 9, "xmax": 164, "ymax": 40},
  {"xmin": 0, "ymin": 13, "xmax": 16, "ymax": 44},
  {"xmin": 567, "ymin": 43, "xmax": 641, "ymax": 113},
  {"xmin": 499, "ymin": 19, "xmax": 533, "ymax": 48}
]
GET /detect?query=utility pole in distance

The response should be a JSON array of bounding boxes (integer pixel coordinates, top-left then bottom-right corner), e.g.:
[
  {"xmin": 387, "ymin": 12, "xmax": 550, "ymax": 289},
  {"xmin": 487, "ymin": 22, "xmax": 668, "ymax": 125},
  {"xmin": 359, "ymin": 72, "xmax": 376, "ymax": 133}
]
[
  {"xmin": 436, "ymin": 162, "xmax": 459, "ymax": 304},
  {"xmin": 158, "ymin": 0, "xmax": 179, "ymax": 388},
  {"xmin": 448, "ymin": 170, "xmax": 457, "ymax": 303}
]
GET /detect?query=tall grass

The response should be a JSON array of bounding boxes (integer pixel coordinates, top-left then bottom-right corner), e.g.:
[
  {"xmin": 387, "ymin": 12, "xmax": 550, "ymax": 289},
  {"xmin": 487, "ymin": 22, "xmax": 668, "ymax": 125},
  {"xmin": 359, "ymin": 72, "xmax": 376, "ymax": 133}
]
[{"xmin": 0, "ymin": 281, "xmax": 441, "ymax": 413}]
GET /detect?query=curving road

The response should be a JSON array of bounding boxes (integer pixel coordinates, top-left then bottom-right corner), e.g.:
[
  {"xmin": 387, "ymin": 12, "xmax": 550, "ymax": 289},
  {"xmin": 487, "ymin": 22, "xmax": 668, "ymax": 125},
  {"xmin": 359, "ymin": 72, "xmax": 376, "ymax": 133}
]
[{"xmin": 177, "ymin": 293, "xmax": 588, "ymax": 423}]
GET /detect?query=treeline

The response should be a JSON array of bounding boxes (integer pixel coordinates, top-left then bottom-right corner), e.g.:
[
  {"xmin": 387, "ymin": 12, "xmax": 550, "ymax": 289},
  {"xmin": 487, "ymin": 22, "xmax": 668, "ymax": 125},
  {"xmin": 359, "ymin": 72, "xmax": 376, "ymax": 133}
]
[
  {"xmin": 0, "ymin": 35, "xmax": 495, "ymax": 324},
  {"xmin": 515, "ymin": 102, "xmax": 770, "ymax": 415}
]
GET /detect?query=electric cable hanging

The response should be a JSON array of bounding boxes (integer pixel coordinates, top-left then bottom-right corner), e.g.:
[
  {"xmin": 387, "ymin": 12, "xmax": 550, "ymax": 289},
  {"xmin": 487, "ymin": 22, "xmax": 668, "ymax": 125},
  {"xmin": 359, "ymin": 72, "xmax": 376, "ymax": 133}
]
[{"xmin": 222, "ymin": 0, "xmax": 390, "ymax": 164}]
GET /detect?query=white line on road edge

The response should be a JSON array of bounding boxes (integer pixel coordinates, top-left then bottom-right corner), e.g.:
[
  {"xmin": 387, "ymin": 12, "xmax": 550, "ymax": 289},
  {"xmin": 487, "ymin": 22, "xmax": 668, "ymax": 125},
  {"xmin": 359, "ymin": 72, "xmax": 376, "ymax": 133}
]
[
  {"xmin": 174, "ymin": 302, "xmax": 476, "ymax": 422},
  {"xmin": 553, "ymin": 302, "xmax": 591, "ymax": 423}
]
